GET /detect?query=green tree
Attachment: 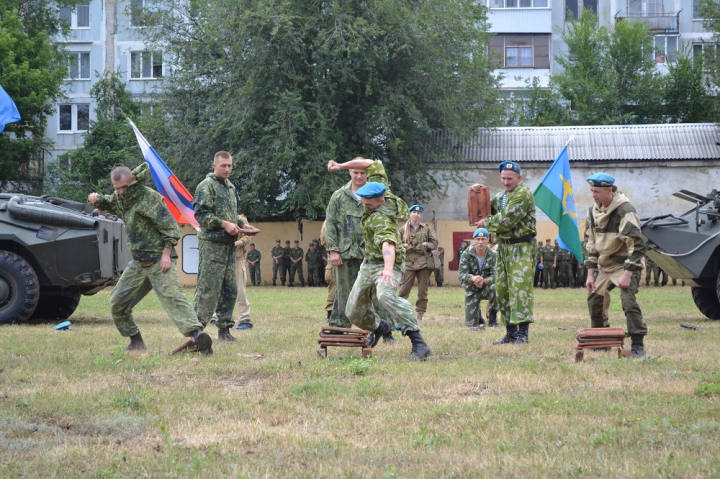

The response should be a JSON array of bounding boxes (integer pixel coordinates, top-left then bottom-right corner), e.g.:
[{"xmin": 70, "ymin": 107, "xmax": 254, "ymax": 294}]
[
  {"xmin": 46, "ymin": 72, "xmax": 145, "ymax": 202},
  {"xmin": 553, "ymin": 10, "xmax": 663, "ymax": 124},
  {"xmin": 504, "ymin": 77, "xmax": 574, "ymax": 126},
  {"xmin": 662, "ymin": 49, "xmax": 714, "ymax": 123},
  {"xmin": 0, "ymin": 3, "xmax": 76, "ymax": 190},
  {"xmin": 138, "ymin": 0, "xmax": 503, "ymax": 220}
]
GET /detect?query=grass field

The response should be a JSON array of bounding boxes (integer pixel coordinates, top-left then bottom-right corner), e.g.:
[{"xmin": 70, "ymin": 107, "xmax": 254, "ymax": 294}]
[{"xmin": 1, "ymin": 284, "xmax": 719, "ymax": 478}]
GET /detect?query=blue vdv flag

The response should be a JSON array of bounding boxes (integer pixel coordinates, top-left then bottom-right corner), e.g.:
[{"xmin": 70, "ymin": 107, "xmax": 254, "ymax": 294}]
[
  {"xmin": 533, "ymin": 145, "xmax": 583, "ymax": 262},
  {"xmin": 0, "ymin": 85, "xmax": 21, "ymax": 132}
]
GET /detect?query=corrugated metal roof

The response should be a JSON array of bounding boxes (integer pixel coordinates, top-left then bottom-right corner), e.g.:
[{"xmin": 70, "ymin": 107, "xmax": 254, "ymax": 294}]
[{"xmin": 438, "ymin": 123, "xmax": 720, "ymax": 163}]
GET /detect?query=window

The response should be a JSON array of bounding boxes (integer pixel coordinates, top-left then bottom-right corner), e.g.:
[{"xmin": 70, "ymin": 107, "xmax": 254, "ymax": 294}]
[
  {"xmin": 693, "ymin": 43, "xmax": 718, "ymax": 70},
  {"xmin": 130, "ymin": 51, "xmax": 163, "ymax": 79},
  {"xmin": 694, "ymin": 0, "xmax": 703, "ymax": 19},
  {"xmin": 565, "ymin": 1, "xmax": 597, "ymax": 21},
  {"xmin": 489, "ymin": 34, "xmax": 550, "ymax": 68},
  {"xmin": 67, "ymin": 52, "xmax": 90, "ymax": 80},
  {"xmin": 490, "ymin": 0, "xmax": 548, "ymax": 7},
  {"xmin": 629, "ymin": 0, "xmax": 663, "ymax": 16},
  {"xmin": 59, "ymin": 3, "xmax": 90, "ymax": 29},
  {"xmin": 130, "ymin": 0, "xmax": 145, "ymax": 27},
  {"xmin": 654, "ymin": 35, "xmax": 678, "ymax": 63},
  {"xmin": 59, "ymin": 104, "xmax": 90, "ymax": 132}
]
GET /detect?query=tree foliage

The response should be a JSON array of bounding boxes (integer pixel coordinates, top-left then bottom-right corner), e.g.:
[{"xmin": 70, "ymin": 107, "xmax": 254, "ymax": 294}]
[
  {"xmin": 138, "ymin": 0, "xmax": 503, "ymax": 220},
  {"xmin": 0, "ymin": 2, "xmax": 77, "ymax": 190}
]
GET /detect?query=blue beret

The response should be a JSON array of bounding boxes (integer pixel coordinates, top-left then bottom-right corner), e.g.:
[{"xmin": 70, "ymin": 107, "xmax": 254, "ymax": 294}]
[
  {"xmin": 356, "ymin": 181, "xmax": 387, "ymax": 198},
  {"xmin": 473, "ymin": 228, "xmax": 489, "ymax": 238},
  {"xmin": 409, "ymin": 204, "xmax": 424, "ymax": 213},
  {"xmin": 498, "ymin": 161, "xmax": 521, "ymax": 174},
  {"xmin": 586, "ymin": 173, "xmax": 615, "ymax": 187}
]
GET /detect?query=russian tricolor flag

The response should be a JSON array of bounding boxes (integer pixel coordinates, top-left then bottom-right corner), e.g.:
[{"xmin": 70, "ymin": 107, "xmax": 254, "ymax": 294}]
[{"xmin": 128, "ymin": 119, "xmax": 200, "ymax": 230}]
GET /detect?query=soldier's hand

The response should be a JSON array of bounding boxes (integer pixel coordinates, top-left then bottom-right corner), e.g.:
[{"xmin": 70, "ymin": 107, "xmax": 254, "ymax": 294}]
[
  {"xmin": 327, "ymin": 160, "xmax": 340, "ymax": 172},
  {"xmin": 585, "ymin": 276, "xmax": 595, "ymax": 292},
  {"xmin": 221, "ymin": 220, "xmax": 241, "ymax": 236},
  {"xmin": 470, "ymin": 183, "xmax": 485, "ymax": 192},
  {"xmin": 88, "ymin": 192, "xmax": 100, "ymax": 205},
  {"xmin": 160, "ymin": 251, "xmax": 171, "ymax": 273},
  {"xmin": 618, "ymin": 270, "xmax": 633, "ymax": 290},
  {"xmin": 475, "ymin": 218, "xmax": 486, "ymax": 228},
  {"xmin": 329, "ymin": 251, "xmax": 343, "ymax": 267},
  {"xmin": 378, "ymin": 268, "xmax": 396, "ymax": 287}
]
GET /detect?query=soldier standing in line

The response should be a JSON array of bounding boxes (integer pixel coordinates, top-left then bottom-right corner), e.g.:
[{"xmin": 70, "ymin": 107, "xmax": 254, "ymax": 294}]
[
  {"xmin": 584, "ymin": 173, "xmax": 648, "ymax": 358},
  {"xmin": 473, "ymin": 161, "xmax": 537, "ymax": 345},
  {"xmin": 88, "ymin": 163, "xmax": 212, "ymax": 354},
  {"xmin": 534, "ymin": 240, "xmax": 543, "ymax": 287},
  {"xmin": 576, "ymin": 237, "xmax": 588, "ymax": 287},
  {"xmin": 305, "ymin": 242, "xmax": 321, "ymax": 287},
  {"xmin": 193, "ymin": 150, "xmax": 243, "ymax": 343},
  {"xmin": 556, "ymin": 243, "xmax": 574, "ymax": 288},
  {"xmin": 270, "ymin": 240, "xmax": 285, "ymax": 286},
  {"xmin": 246, "ymin": 243, "xmax": 261, "ymax": 286},
  {"xmin": 459, "ymin": 228, "xmax": 499, "ymax": 329},
  {"xmin": 316, "ymin": 238, "xmax": 328, "ymax": 286},
  {"xmin": 540, "ymin": 238, "xmax": 556, "ymax": 289},
  {"xmin": 345, "ymin": 182, "xmax": 431, "ymax": 360},
  {"xmin": 282, "ymin": 240, "xmax": 292, "ymax": 285},
  {"xmin": 398, "ymin": 204, "xmax": 438, "ymax": 322},
  {"xmin": 288, "ymin": 240, "xmax": 305, "ymax": 287},
  {"xmin": 433, "ymin": 245, "xmax": 445, "ymax": 287}
]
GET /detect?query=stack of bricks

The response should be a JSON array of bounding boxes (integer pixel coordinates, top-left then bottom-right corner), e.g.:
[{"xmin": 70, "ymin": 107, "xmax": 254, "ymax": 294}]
[
  {"xmin": 574, "ymin": 327, "xmax": 630, "ymax": 362},
  {"xmin": 317, "ymin": 326, "xmax": 371, "ymax": 359}
]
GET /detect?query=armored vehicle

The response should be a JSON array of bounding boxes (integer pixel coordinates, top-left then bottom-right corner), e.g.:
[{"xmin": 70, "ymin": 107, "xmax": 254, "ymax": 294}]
[
  {"xmin": 0, "ymin": 193, "xmax": 130, "ymax": 324},
  {"xmin": 641, "ymin": 189, "xmax": 720, "ymax": 320}
]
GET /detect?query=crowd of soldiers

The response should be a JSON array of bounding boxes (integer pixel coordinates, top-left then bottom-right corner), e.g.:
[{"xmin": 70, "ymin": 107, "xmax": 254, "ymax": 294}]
[{"xmin": 268, "ymin": 239, "xmax": 329, "ymax": 287}]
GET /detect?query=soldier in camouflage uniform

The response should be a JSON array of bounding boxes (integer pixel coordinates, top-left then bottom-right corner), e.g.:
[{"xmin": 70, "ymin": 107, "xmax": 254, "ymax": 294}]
[
  {"xmin": 288, "ymin": 240, "xmax": 305, "ymax": 287},
  {"xmin": 540, "ymin": 238, "xmax": 556, "ymax": 289},
  {"xmin": 283, "ymin": 240, "xmax": 292, "ymax": 284},
  {"xmin": 459, "ymin": 228, "xmax": 499, "ymax": 329},
  {"xmin": 246, "ymin": 243, "xmax": 261, "ymax": 286},
  {"xmin": 88, "ymin": 163, "xmax": 212, "ymax": 354},
  {"xmin": 193, "ymin": 151, "xmax": 242, "ymax": 342},
  {"xmin": 399, "ymin": 204, "xmax": 438, "ymax": 322},
  {"xmin": 473, "ymin": 161, "xmax": 536, "ymax": 345},
  {"xmin": 433, "ymin": 245, "xmax": 445, "ymax": 287},
  {"xmin": 325, "ymin": 158, "xmax": 406, "ymax": 343},
  {"xmin": 345, "ymin": 182, "xmax": 431, "ymax": 360},
  {"xmin": 576, "ymin": 238, "xmax": 588, "ymax": 287},
  {"xmin": 585, "ymin": 173, "xmax": 648, "ymax": 358},
  {"xmin": 305, "ymin": 243, "xmax": 321, "ymax": 287},
  {"xmin": 534, "ymin": 241, "xmax": 543, "ymax": 287},
  {"xmin": 556, "ymin": 244, "xmax": 574, "ymax": 288},
  {"xmin": 271, "ymin": 240, "xmax": 284, "ymax": 286}
]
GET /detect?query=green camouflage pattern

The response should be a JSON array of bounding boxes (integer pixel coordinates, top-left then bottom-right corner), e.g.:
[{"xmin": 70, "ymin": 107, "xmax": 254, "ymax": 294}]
[
  {"xmin": 305, "ymin": 248, "xmax": 322, "ymax": 286},
  {"xmin": 361, "ymin": 204, "xmax": 405, "ymax": 263},
  {"xmin": 433, "ymin": 246, "xmax": 445, "ymax": 284},
  {"xmin": 289, "ymin": 246, "xmax": 305, "ymax": 285},
  {"xmin": 193, "ymin": 174, "xmax": 238, "ymax": 244},
  {"xmin": 459, "ymin": 246, "xmax": 499, "ymax": 327},
  {"xmin": 366, "ymin": 159, "xmax": 409, "ymax": 224},
  {"xmin": 556, "ymin": 248, "xmax": 574, "ymax": 284},
  {"xmin": 496, "ymin": 242, "xmax": 535, "ymax": 325},
  {"xmin": 247, "ymin": 249, "xmax": 261, "ymax": 285},
  {"xmin": 194, "ymin": 241, "xmax": 237, "ymax": 328},
  {"xmin": 541, "ymin": 245, "xmax": 556, "ymax": 287},
  {"xmin": 96, "ymin": 164, "xmax": 179, "ymax": 262},
  {"xmin": 271, "ymin": 245, "xmax": 285, "ymax": 283},
  {"xmin": 485, "ymin": 183, "xmax": 537, "ymax": 241},
  {"xmin": 325, "ymin": 182, "xmax": 365, "ymax": 260}
]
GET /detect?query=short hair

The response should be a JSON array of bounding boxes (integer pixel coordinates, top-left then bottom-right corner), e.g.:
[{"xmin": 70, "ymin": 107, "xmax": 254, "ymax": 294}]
[
  {"xmin": 214, "ymin": 151, "xmax": 232, "ymax": 163},
  {"xmin": 110, "ymin": 166, "xmax": 132, "ymax": 182}
]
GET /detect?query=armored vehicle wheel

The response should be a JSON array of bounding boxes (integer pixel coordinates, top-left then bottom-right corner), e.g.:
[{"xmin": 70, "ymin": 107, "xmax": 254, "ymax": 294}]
[
  {"xmin": 0, "ymin": 250, "xmax": 40, "ymax": 324},
  {"xmin": 29, "ymin": 293, "xmax": 81, "ymax": 321},
  {"xmin": 691, "ymin": 286, "xmax": 720, "ymax": 320}
]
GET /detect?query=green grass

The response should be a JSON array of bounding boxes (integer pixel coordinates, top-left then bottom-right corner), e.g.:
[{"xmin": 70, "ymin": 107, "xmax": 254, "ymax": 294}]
[{"xmin": 1, "ymin": 284, "xmax": 719, "ymax": 478}]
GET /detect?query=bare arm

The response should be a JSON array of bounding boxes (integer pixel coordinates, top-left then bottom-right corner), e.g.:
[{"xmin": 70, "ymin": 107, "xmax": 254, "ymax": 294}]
[{"xmin": 327, "ymin": 157, "xmax": 374, "ymax": 172}]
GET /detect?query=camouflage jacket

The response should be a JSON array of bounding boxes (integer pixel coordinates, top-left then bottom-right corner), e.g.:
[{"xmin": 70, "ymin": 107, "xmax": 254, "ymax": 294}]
[
  {"xmin": 96, "ymin": 164, "xmax": 179, "ymax": 262},
  {"xmin": 325, "ymin": 181, "xmax": 365, "ymax": 260},
  {"xmin": 486, "ymin": 183, "xmax": 536, "ymax": 240},
  {"xmin": 556, "ymin": 248, "xmax": 573, "ymax": 264},
  {"xmin": 400, "ymin": 221, "xmax": 438, "ymax": 271},
  {"xmin": 193, "ymin": 173, "xmax": 238, "ymax": 244},
  {"xmin": 290, "ymin": 247, "xmax": 304, "ymax": 262},
  {"xmin": 271, "ymin": 246, "xmax": 285, "ymax": 263},
  {"xmin": 585, "ymin": 192, "xmax": 645, "ymax": 272},
  {"xmin": 305, "ymin": 248, "xmax": 321, "ymax": 266},
  {"xmin": 246, "ymin": 249, "xmax": 261, "ymax": 264},
  {"xmin": 458, "ymin": 245, "xmax": 497, "ymax": 292},
  {"xmin": 361, "ymin": 204, "xmax": 405, "ymax": 264}
]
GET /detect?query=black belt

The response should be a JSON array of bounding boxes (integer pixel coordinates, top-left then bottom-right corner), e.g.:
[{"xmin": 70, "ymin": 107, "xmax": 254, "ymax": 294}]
[{"xmin": 500, "ymin": 235, "xmax": 535, "ymax": 245}]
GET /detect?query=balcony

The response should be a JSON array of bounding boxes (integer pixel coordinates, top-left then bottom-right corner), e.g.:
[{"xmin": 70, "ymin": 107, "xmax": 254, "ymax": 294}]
[{"xmin": 615, "ymin": 1, "xmax": 679, "ymax": 34}]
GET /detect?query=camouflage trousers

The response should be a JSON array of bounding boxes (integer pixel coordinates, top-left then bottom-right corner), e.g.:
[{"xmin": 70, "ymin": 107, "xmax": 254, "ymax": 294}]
[
  {"xmin": 345, "ymin": 261, "xmax": 419, "ymax": 335},
  {"xmin": 330, "ymin": 259, "xmax": 391, "ymax": 329},
  {"xmin": 557, "ymin": 262, "xmax": 573, "ymax": 284},
  {"xmin": 110, "ymin": 259, "xmax": 202, "ymax": 337},
  {"xmin": 542, "ymin": 265, "xmax": 555, "ymax": 288},
  {"xmin": 194, "ymin": 241, "xmax": 237, "ymax": 329},
  {"xmin": 496, "ymin": 241, "xmax": 535, "ymax": 326},
  {"xmin": 289, "ymin": 262, "xmax": 305, "ymax": 285},
  {"xmin": 576, "ymin": 265, "xmax": 587, "ymax": 287},
  {"xmin": 588, "ymin": 268, "xmax": 647, "ymax": 336},
  {"xmin": 272, "ymin": 260, "xmax": 282, "ymax": 283},
  {"xmin": 463, "ymin": 283, "xmax": 499, "ymax": 327},
  {"xmin": 325, "ymin": 261, "xmax": 335, "ymax": 314},
  {"xmin": 249, "ymin": 263, "xmax": 261, "ymax": 285},
  {"xmin": 306, "ymin": 264, "xmax": 319, "ymax": 286},
  {"xmin": 234, "ymin": 254, "xmax": 251, "ymax": 325}
]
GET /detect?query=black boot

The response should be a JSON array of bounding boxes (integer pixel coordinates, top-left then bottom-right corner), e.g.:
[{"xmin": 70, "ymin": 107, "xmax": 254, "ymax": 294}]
[
  {"xmin": 437, "ymin": 282, "xmax": 443, "ymax": 287},
  {"xmin": 488, "ymin": 310, "xmax": 499, "ymax": 328},
  {"xmin": 366, "ymin": 320, "xmax": 391, "ymax": 348},
  {"xmin": 493, "ymin": 325, "xmax": 518, "ymax": 344},
  {"xmin": 128, "ymin": 332, "xmax": 146, "ymax": 351},
  {"xmin": 272, "ymin": 281, "xmax": 276, "ymax": 286},
  {"xmin": 382, "ymin": 331, "xmax": 397, "ymax": 345},
  {"xmin": 406, "ymin": 330, "xmax": 431, "ymax": 361},
  {"xmin": 218, "ymin": 327, "xmax": 237, "ymax": 342},
  {"xmin": 191, "ymin": 328, "xmax": 213, "ymax": 355},
  {"xmin": 630, "ymin": 335, "xmax": 645, "ymax": 358},
  {"xmin": 326, "ymin": 310, "xmax": 331, "ymax": 321},
  {"xmin": 514, "ymin": 322, "xmax": 529, "ymax": 345}
]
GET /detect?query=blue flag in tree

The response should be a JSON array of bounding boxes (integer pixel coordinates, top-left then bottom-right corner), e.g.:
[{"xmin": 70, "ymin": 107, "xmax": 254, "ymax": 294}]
[
  {"xmin": 533, "ymin": 145, "xmax": 583, "ymax": 262},
  {"xmin": 0, "ymin": 85, "xmax": 21, "ymax": 132}
]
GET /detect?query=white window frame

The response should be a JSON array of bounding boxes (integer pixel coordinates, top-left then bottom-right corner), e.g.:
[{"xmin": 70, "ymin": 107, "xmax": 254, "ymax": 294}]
[
  {"xmin": 653, "ymin": 35, "xmax": 678, "ymax": 64},
  {"xmin": 58, "ymin": 104, "xmax": 90, "ymax": 133},
  {"xmin": 130, "ymin": 0, "xmax": 146, "ymax": 27},
  {"xmin": 693, "ymin": 43, "xmax": 718, "ymax": 70},
  {"xmin": 505, "ymin": 45, "xmax": 534, "ymax": 67},
  {"xmin": 67, "ymin": 52, "xmax": 91, "ymax": 80},
  {"xmin": 130, "ymin": 51, "xmax": 164, "ymax": 80},
  {"xmin": 489, "ymin": 0, "xmax": 548, "ymax": 8},
  {"xmin": 59, "ymin": 3, "xmax": 91, "ymax": 29}
]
